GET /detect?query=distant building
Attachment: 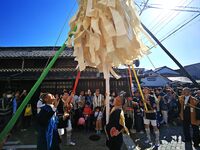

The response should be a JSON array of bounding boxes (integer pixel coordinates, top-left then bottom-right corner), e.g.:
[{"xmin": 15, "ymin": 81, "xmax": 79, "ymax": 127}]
[
  {"xmin": 141, "ymin": 74, "xmax": 171, "ymax": 87},
  {"xmin": 141, "ymin": 65, "xmax": 200, "ymax": 87},
  {"xmin": 176, "ymin": 63, "xmax": 200, "ymax": 80},
  {"xmin": 141, "ymin": 69, "xmax": 171, "ymax": 87},
  {"xmin": 154, "ymin": 66, "xmax": 180, "ymax": 77},
  {"xmin": 141, "ymin": 66, "xmax": 181, "ymax": 87}
]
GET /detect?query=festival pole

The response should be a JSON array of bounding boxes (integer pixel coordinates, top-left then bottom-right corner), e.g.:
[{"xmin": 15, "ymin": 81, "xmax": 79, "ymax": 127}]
[
  {"xmin": 128, "ymin": 65, "xmax": 134, "ymax": 96},
  {"xmin": 132, "ymin": 65, "xmax": 148, "ymax": 111},
  {"xmin": 72, "ymin": 71, "xmax": 81, "ymax": 93},
  {"xmin": 104, "ymin": 65, "xmax": 110, "ymax": 124}
]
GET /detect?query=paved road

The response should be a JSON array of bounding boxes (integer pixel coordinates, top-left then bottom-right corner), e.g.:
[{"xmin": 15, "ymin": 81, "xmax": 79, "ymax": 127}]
[
  {"xmin": 4, "ymin": 128, "xmax": 108, "ymax": 150},
  {"xmin": 131, "ymin": 124, "xmax": 200, "ymax": 150},
  {"xmin": 3, "ymin": 124, "xmax": 200, "ymax": 150}
]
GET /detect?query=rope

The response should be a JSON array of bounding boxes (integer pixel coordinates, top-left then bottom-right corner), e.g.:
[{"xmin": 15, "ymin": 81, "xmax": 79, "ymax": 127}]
[
  {"xmin": 44, "ymin": 0, "xmax": 77, "ymax": 68},
  {"xmin": 146, "ymin": 55, "xmax": 157, "ymax": 69}
]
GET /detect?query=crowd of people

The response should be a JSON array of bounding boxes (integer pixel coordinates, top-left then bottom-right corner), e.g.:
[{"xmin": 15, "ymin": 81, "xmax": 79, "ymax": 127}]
[
  {"xmin": 0, "ymin": 86, "xmax": 200, "ymax": 149},
  {"xmin": 0, "ymin": 90, "xmax": 31, "ymax": 132}
]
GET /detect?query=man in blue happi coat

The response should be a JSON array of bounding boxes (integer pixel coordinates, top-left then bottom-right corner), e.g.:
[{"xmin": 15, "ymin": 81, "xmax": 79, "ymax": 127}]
[{"xmin": 37, "ymin": 93, "xmax": 68, "ymax": 150}]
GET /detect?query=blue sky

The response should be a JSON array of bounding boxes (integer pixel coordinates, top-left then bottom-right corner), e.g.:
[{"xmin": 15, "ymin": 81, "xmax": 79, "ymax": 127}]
[
  {"xmin": 0, "ymin": 0, "xmax": 200, "ymax": 70},
  {"xmin": 0, "ymin": 0, "xmax": 77, "ymax": 46}
]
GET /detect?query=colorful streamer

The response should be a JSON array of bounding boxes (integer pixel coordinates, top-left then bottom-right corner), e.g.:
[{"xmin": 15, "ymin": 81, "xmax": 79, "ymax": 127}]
[
  {"xmin": 72, "ymin": 71, "xmax": 81, "ymax": 93},
  {"xmin": 128, "ymin": 65, "xmax": 133, "ymax": 96},
  {"xmin": 132, "ymin": 65, "xmax": 148, "ymax": 111}
]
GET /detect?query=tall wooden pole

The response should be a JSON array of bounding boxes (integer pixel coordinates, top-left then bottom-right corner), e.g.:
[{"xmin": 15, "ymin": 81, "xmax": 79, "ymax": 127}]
[{"xmin": 104, "ymin": 66, "xmax": 110, "ymax": 124}]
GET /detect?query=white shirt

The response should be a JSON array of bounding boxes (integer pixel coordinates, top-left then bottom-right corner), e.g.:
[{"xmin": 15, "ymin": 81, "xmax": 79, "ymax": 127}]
[
  {"xmin": 184, "ymin": 96, "xmax": 190, "ymax": 109},
  {"xmin": 37, "ymin": 99, "xmax": 45, "ymax": 114},
  {"xmin": 93, "ymin": 94, "xmax": 104, "ymax": 109},
  {"xmin": 94, "ymin": 111, "xmax": 103, "ymax": 120},
  {"xmin": 47, "ymin": 104, "xmax": 57, "ymax": 112}
]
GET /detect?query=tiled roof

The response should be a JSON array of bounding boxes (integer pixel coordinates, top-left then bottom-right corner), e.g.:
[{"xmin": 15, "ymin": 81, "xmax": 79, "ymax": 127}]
[
  {"xmin": 0, "ymin": 46, "xmax": 73, "ymax": 58},
  {"xmin": 0, "ymin": 67, "xmax": 98, "ymax": 73},
  {"xmin": 175, "ymin": 63, "xmax": 200, "ymax": 80},
  {"xmin": 184, "ymin": 63, "xmax": 200, "ymax": 69}
]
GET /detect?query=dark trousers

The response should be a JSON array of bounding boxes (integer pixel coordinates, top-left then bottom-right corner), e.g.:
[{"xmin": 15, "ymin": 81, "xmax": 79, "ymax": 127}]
[
  {"xmin": 85, "ymin": 116, "xmax": 91, "ymax": 131},
  {"xmin": 135, "ymin": 114, "xmax": 144, "ymax": 132},
  {"xmin": 22, "ymin": 116, "xmax": 31, "ymax": 129},
  {"xmin": 108, "ymin": 135, "xmax": 123, "ymax": 150},
  {"xmin": 183, "ymin": 121, "xmax": 200, "ymax": 146}
]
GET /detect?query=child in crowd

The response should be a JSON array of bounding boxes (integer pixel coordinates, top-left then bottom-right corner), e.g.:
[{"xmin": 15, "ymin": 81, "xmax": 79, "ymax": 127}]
[
  {"xmin": 83, "ymin": 102, "xmax": 93, "ymax": 132},
  {"xmin": 94, "ymin": 107, "xmax": 103, "ymax": 134}
]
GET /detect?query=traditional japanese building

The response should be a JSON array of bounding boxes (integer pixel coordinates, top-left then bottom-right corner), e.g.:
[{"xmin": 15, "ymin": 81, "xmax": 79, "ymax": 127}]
[{"xmin": 0, "ymin": 46, "xmax": 140, "ymax": 97}]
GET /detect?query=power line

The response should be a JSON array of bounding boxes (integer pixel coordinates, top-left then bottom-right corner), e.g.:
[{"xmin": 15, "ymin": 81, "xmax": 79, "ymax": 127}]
[
  {"xmin": 138, "ymin": 1, "xmax": 200, "ymax": 10},
  {"xmin": 153, "ymin": 0, "xmax": 194, "ymax": 36},
  {"xmin": 141, "ymin": 0, "xmax": 193, "ymax": 45},
  {"xmin": 149, "ymin": 0, "xmax": 190, "ymax": 34},
  {"xmin": 159, "ymin": 13, "xmax": 197, "ymax": 40},
  {"xmin": 138, "ymin": 0, "xmax": 188, "ymax": 44},
  {"xmin": 146, "ymin": 5, "xmax": 200, "ymax": 13},
  {"xmin": 139, "ymin": 0, "xmax": 150, "ymax": 15},
  {"xmin": 143, "ymin": 2, "xmax": 200, "ymax": 9},
  {"xmin": 160, "ymin": 13, "xmax": 200, "ymax": 42},
  {"xmin": 147, "ymin": 13, "xmax": 200, "ymax": 50},
  {"xmin": 137, "ymin": 0, "xmax": 191, "ymax": 33}
]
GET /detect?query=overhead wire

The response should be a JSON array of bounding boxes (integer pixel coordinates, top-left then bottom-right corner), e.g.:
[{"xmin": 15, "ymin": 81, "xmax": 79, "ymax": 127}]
[
  {"xmin": 139, "ymin": 0, "xmax": 150, "ymax": 15},
  {"xmin": 137, "ymin": 0, "xmax": 187, "ymax": 31},
  {"xmin": 153, "ymin": 0, "xmax": 194, "ymax": 36},
  {"xmin": 136, "ymin": 0, "xmax": 200, "ymax": 88},
  {"xmin": 137, "ymin": 0, "xmax": 188, "ymax": 45},
  {"xmin": 148, "ymin": 0, "xmax": 189, "ymax": 34},
  {"xmin": 142, "ymin": 2, "xmax": 200, "ymax": 10},
  {"xmin": 165, "ymin": 14, "xmax": 200, "ymax": 37},
  {"xmin": 141, "ymin": 0, "xmax": 198, "ymax": 48},
  {"xmin": 159, "ymin": 13, "xmax": 200, "ymax": 43},
  {"xmin": 145, "ymin": 12, "xmax": 200, "ymax": 51},
  {"xmin": 146, "ymin": 5, "xmax": 200, "ymax": 13}
]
